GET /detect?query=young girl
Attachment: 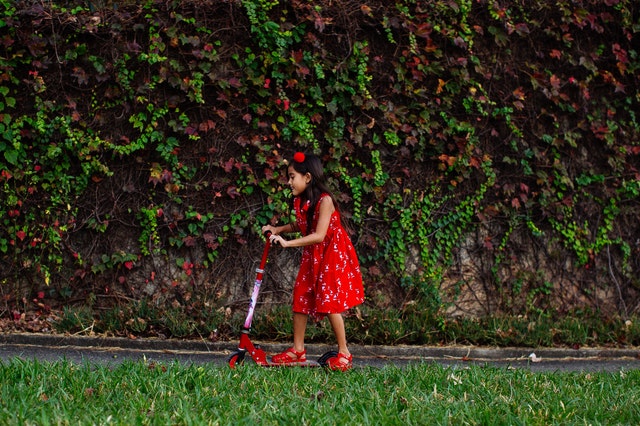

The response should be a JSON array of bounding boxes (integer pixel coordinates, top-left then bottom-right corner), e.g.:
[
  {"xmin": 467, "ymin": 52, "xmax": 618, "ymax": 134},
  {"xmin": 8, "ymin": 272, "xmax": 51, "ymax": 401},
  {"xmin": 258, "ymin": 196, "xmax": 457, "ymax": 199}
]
[{"xmin": 261, "ymin": 152, "xmax": 365, "ymax": 371}]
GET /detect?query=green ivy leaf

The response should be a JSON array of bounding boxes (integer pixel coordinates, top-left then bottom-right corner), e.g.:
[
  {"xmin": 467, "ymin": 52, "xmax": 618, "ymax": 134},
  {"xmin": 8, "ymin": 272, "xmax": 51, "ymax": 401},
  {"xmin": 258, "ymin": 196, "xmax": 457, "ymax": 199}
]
[{"xmin": 4, "ymin": 149, "xmax": 18, "ymax": 165}]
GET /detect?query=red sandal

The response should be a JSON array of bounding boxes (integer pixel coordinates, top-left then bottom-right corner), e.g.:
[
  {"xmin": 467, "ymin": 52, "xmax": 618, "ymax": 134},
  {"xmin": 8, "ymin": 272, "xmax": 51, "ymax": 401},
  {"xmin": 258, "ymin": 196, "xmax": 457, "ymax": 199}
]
[
  {"xmin": 271, "ymin": 347, "xmax": 307, "ymax": 364},
  {"xmin": 327, "ymin": 352, "xmax": 352, "ymax": 371}
]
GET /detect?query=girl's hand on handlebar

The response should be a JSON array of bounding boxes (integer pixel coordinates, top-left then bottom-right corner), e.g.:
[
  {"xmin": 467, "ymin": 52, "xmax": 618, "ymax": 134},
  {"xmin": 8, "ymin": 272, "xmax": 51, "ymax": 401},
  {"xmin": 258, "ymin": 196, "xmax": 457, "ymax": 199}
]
[
  {"xmin": 262, "ymin": 225, "xmax": 277, "ymax": 236},
  {"xmin": 269, "ymin": 233, "xmax": 288, "ymax": 248}
]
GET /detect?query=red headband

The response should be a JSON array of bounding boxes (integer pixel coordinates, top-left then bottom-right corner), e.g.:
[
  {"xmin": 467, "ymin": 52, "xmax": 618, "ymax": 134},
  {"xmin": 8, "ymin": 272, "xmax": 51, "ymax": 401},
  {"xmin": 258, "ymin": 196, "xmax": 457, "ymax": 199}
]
[{"xmin": 293, "ymin": 152, "xmax": 305, "ymax": 163}]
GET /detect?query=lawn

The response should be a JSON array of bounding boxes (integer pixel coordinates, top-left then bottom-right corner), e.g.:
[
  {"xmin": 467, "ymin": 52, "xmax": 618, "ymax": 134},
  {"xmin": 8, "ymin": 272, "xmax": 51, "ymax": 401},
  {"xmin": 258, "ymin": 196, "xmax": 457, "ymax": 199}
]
[{"xmin": 0, "ymin": 359, "xmax": 638, "ymax": 425}]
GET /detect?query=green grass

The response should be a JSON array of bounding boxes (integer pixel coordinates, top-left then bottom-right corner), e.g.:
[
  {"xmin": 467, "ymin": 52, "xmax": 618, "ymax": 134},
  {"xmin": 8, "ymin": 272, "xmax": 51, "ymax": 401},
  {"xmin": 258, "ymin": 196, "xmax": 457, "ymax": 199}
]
[{"xmin": 0, "ymin": 359, "xmax": 638, "ymax": 425}]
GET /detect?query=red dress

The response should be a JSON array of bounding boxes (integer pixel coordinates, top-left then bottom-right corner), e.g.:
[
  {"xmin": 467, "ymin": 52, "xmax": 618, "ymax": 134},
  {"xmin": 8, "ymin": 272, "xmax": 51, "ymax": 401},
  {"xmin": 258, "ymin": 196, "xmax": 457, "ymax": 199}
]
[{"xmin": 292, "ymin": 194, "xmax": 365, "ymax": 316}]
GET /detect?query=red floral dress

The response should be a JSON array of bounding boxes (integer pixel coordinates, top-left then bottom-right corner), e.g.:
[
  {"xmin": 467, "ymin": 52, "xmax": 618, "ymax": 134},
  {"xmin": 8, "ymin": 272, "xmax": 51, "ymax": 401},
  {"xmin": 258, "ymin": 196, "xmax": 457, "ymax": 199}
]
[{"xmin": 292, "ymin": 194, "xmax": 365, "ymax": 317}]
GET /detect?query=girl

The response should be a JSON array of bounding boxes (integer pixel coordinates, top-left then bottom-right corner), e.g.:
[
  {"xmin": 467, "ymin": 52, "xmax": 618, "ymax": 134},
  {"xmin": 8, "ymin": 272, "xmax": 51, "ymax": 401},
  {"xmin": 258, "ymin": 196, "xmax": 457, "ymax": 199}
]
[{"xmin": 262, "ymin": 152, "xmax": 365, "ymax": 371}]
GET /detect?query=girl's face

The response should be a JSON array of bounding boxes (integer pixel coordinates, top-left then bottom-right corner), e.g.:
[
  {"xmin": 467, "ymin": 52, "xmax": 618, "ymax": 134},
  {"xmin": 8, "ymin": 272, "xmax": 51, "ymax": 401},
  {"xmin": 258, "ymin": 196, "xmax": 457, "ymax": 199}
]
[{"xmin": 287, "ymin": 165, "xmax": 311, "ymax": 196}]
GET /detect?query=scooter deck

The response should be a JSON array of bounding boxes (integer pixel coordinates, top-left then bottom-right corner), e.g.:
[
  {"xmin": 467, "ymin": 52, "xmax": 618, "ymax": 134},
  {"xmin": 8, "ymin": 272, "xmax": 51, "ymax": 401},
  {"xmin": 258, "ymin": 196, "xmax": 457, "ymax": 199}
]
[{"xmin": 264, "ymin": 360, "xmax": 322, "ymax": 368}]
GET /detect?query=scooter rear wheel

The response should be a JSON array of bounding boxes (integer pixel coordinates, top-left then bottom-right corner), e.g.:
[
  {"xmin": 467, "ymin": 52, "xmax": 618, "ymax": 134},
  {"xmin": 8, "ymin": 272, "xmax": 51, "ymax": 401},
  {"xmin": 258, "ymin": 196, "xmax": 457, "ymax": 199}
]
[{"xmin": 317, "ymin": 350, "xmax": 339, "ymax": 367}]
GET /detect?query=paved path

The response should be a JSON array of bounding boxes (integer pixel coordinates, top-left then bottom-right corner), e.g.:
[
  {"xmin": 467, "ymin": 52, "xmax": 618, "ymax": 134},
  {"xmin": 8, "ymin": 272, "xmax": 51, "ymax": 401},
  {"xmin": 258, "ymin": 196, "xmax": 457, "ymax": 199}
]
[{"xmin": 1, "ymin": 333, "xmax": 639, "ymax": 372}]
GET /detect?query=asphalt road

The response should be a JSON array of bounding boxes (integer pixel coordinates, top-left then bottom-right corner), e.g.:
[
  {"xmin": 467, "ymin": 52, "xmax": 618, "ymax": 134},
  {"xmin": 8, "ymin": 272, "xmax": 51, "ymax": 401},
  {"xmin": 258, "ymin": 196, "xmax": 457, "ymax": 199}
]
[{"xmin": 1, "ymin": 333, "xmax": 639, "ymax": 372}]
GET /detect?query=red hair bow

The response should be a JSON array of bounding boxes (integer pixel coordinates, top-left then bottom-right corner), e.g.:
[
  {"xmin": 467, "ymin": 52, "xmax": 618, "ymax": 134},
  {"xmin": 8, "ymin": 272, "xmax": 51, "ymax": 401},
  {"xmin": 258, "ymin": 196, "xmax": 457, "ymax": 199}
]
[{"xmin": 293, "ymin": 152, "xmax": 305, "ymax": 163}]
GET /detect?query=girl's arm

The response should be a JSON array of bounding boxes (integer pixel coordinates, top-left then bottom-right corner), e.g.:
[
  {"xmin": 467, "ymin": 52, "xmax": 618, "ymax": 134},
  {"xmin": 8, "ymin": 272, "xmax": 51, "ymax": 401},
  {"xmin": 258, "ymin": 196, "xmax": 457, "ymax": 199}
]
[
  {"xmin": 262, "ymin": 222, "xmax": 298, "ymax": 235},
  {"xmin": 270, "ymin": 196, "xmax": 334, "ymax": 248}
]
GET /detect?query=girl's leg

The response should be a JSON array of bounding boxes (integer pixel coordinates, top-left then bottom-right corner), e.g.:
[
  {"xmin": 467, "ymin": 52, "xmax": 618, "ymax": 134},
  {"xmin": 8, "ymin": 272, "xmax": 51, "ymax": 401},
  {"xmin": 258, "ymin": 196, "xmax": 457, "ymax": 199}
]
[
  {"xmin": 272, "ymin": 312, "xmax": 308, "ymax": 363},
  {"xmin": 327, "ymin": 313, "xmax": 350, "ymax": 356},
  {"xmin": 292, "ymin": 312, "xmax": 308, "ymax": 352}
]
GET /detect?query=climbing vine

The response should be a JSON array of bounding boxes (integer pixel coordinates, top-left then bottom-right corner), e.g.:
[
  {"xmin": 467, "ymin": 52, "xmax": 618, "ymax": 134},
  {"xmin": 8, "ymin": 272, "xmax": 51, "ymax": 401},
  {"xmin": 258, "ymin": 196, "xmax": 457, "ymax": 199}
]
[{"xmin": 0, "ymin": 0, "xmax": 638, "ymax": 319}]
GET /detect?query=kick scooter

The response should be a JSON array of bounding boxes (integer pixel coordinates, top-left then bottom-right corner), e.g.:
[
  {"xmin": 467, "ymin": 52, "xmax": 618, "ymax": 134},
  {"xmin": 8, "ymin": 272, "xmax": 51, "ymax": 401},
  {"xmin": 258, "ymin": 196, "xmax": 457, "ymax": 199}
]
[{"xmin": 228, "ymin": 232, "xmax": 337, "ymax": 368}]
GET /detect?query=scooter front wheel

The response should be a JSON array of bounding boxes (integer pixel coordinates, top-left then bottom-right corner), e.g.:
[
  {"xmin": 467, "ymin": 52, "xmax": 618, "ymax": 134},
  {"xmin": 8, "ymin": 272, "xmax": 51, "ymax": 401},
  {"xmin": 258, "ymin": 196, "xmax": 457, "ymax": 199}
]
[{"xmin": 228, "ymin": 351, "xmax": 246, "ymax": 368}]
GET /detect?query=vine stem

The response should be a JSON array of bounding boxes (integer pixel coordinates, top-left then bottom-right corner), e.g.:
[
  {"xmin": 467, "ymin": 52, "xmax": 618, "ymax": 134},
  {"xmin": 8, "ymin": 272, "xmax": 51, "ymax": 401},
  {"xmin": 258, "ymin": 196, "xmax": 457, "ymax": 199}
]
[{"xmin": 608, "ymin": 244, "xmax": 628, "ymax": 319}]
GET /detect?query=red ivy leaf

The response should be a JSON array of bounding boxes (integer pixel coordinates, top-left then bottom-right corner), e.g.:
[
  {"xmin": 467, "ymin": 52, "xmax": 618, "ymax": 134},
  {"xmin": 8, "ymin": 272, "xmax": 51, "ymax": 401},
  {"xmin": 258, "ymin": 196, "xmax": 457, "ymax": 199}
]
[
  {"xmin": 227, "ymin": 77, "xmax": 242, "ymax": 88},
  {"xmin": 203, "ymin": 233, "xmax": 219, "ymax": 250},
  {"xmin": 311, "ymin": 11, "xmax": 332, "ymax": 32},
  {"xmin": 199, "ymin": 120, "xmax": 216, "ymax": 132},
  {"xmin": 183, "ymin": 235, "xmax": 197, "ymax": 247},
  {"xmin": 627, "ymin": 146, "xmax": 640, "ymax": 155},
  {"xmin": 425, "ymin": 38, "xmax": 438, "ymax": 53},
  {"xmin": 414, "ymin": 23, "xmax": 432, "ymax": 38},
  {"xmin": 438, "ymin": 154, "xmax": 456, "ymax": 167},
  {"xmin": 514, "ymin": 23, "xmax": 530, "ymax": 35},
  {"xmin": 223, "ymin": 158, "xmax": 235, "ymax": 173},
  {"xmin": 226, "ymin": 186, "xmax": 240, "ymax": 199},
  {"xmin": 612, "ymin": 43, "xmax": 628, "ymax": 63},
  {"xmin": 512, "ymin": 87, "xmax": 526, "ymax": 100},
  {"xmin": 360, "ymin": 5, "xmax": 373, "ymax": 16},
  {"xmin": 292, "ymin": 50, "xmax": 304, "ymax": 63},
  {"xmin": 310, "ymin": 113, "xmax": 322, "ymax": 124},
  {"xmin": 469, "ymin": 156, "xmax": 481, "ymax": 169},
  {"xmin": 71, "ymin": 67, "xmax": 88, "ymax": 85},
  {"xmin": 161, "ymin": 169, "xmax": 173, "ymax": 183}
]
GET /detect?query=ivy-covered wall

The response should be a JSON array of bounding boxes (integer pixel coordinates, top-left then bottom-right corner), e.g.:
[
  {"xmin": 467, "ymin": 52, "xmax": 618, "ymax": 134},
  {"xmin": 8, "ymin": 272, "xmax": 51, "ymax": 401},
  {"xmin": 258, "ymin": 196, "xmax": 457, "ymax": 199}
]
[{"xmin": 1, "ymin": 0, "xmax": 639, "ymax": 319}]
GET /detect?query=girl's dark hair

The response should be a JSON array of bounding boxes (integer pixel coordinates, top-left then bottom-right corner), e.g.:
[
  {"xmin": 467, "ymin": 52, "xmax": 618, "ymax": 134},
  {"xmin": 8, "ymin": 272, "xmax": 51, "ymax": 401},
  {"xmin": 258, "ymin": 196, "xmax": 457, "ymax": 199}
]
[{"xmin": 290, "ymin": 152, "xmax": 342, "ymax": 234}]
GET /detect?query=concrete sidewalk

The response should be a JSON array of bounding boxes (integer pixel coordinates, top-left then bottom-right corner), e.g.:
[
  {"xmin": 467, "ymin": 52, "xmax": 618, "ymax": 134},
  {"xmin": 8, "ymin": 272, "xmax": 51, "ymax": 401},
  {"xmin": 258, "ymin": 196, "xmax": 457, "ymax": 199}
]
[{"xmin": 1, "ymin": 332, "xmax": 639, "ymax": 372}]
